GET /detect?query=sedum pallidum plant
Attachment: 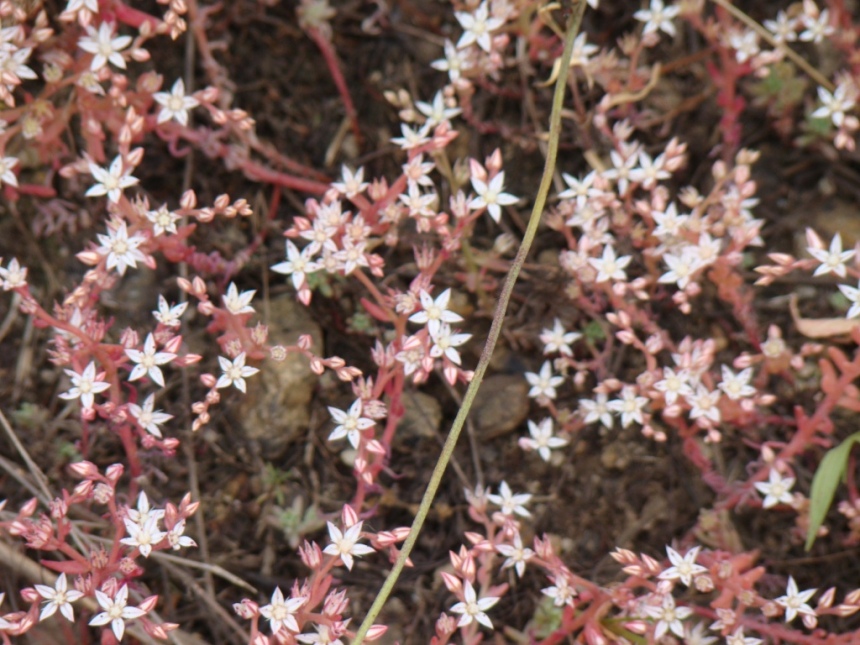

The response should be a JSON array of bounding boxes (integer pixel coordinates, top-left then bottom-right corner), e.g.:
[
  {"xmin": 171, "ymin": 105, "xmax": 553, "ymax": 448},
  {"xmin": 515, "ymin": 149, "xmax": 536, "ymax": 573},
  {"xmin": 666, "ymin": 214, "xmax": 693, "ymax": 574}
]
[{"xmin": 2, "ymin": 0, "xmax": 860, "ymax": 644}]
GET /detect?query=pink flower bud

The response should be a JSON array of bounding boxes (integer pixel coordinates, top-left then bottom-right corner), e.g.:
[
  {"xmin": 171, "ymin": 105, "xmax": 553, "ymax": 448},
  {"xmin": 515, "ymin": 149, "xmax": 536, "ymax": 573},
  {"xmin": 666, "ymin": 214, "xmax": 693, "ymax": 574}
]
[
  {"xmin": 251, "ymin": 633, "xmax": 270, "ymax": 645},
  {"xmin": 198, "ymin": 301, "xmax": 214, "ymax": 316},
  {"xmin": 69, "ymin": 460, "xmax": 98, "ymax": 479},
  {"xmin": 440, "ymin": 572, "xmax": 461, "ymax": 594},
  {"xmin": 105, "ymin": 464, "xmax": 124, "ymax": 483},
  {"xmin": 342, "ymin": 505, "xmax": 358, "ymax": 528},
  {"xmin": 365, "ymin": 625, "xmax": 388, "ymax": 641},
  {"xmin": 300, "ymin": 540, "xmax": 322, "ymax": 568},
  {"xmin": 310, "ymin": 358, "xmax": 324, "ymax": 374},
  {"xmin": 200, "ymin": 373, "xmax": 217, "ymax": 388},
  {"xmin": 233, "ymin": 599, "xmax": 259, "ymax": 619},
  {"xmin": 20, "ymin": 587, "xmax": 39, "ymax": 602},
  {"xmin": 75, "ymin": 251, "xmax": 100, "ymax": 266},
  {"xmin": 180, "ymin": 189, "xmax": 197, "ymax": 210},
  {"xmin": 73, "ymin": 480, "xmax": 94, "ymax": 499}
]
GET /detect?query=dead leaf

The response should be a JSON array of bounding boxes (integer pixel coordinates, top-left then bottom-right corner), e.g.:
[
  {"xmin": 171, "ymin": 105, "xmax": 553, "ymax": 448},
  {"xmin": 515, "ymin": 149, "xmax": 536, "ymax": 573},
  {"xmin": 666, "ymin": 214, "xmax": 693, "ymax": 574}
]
[{"xmin": 790, "ymin": 294, "xmax": 859, "ymax": 339}]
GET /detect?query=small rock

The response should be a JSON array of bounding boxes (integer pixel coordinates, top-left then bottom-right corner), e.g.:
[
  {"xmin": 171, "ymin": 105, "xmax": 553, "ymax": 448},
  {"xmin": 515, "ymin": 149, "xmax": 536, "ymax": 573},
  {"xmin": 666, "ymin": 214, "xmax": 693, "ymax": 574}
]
[
  {"xmin": 238, "ymin": 295, "xmax": 323, "ymax": 458},
  {"xmin": 394, "ymin": 390, "xmax": 442, "ymax": 450},
  {"xmin": 471, "ymin": 374, "xmax": 530, "ymax": 440}
]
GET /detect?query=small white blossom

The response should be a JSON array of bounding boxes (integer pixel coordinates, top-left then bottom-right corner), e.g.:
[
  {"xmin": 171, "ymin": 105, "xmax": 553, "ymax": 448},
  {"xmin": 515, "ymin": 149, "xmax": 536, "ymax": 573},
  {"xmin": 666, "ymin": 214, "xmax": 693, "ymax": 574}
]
[
  {"xmin": 812, "ymin": 83, "xmax": 857, "ymax": 128},
  {"xmin": 658, "ymin": 546, "xmax": 707, "ymax": 587},
  {"xmin": 216, "ymin": 352, "xmax": 259, "ymax": 393},
  {"xmin": 272, "ymin": 240, "xmax": 319, "ymax": 291},
  {"xmin": 718, "ymin": 365, "xmax": 756, "ymax": 400},
  {"xmin": 0, "ymin": 257, "xmax": 27, "ymax": 290},
  {"xmin": 120, "ymin": 515, "xmax": 167, "ymax": 558},
  {"xmin": 431, "ymin": 39, "xmax": 471, "ymax": 82},
  {"xmin": 88, "ymin": 585, "xmax": 146, "ymax": 642},
  {"xmin": 455, "ymin": 1, "xmax": 504, "ymax": 52},
  {"xmin": 222, "ymin": 282, "xmax": 256, "ymax": 315},
  {"xmin": 77, "ymin": 22, "xmax": 132, "ymax": 71},
  {"xmin": 259, "ymin": 587, "xmax": 305, "ymax": 635},
  {"xmin": 323, "ymin": 521, "xmax": 375, "ymax": 571},
  {"xmin": 87, "ymin": 156, "xmax": 139, "ymax": 203},
  {"xmin": 0, "ymin": 155, "xmax": 18, "ymax": 187},
  {"xmin": 496, "ymin": 531, "xmax": 534, "ymax": 577},
  {"xmin": 643, "ymin": 594, "xmax": 692, "ymax": 640},
  {"xmin": 542, "ymin": 575, "xmax": 576, "ymax": 607},
  {"xmin": 487, "ymin": 480, "xmax": 532, "ymax": 518},
  {"xmin": 799, "ymin": 8, "xmax": 834, "ymax": 43},
  {"xmin": 525, "ymin": 361, "xmax": 564, "ymax": 400},
  {"xmin": 409, "ymin": 288, "xmax": 464, "ymax": 336},
  {"xmin": 96, "ymin": 221, "xmax": 147, "ymax": 275},
  {"xmin": 659, "ymin": 248, "xmax": 702, "ymax": 290},
  {"xmin": 146, "ymin": 204, "xmax": 181, "ymax": 236},
  {"xmin": 634, "ymin": 0, "xmax": 681, "ymax": 37},
  {"xmin": 685, "ymin": 384, "xmax": 721, "ymax": 424},
  {"xmin": 775, "ymin": 576, "xmax": 816, "ymax": 622},
  {"xmin": 391, "ymin": 123, "xmax": 431, "ymax": 150},
  {"xmin": 839, "ymin": 282, "xmax": 860, "ymax": 319},
  {"xmin": 653, "ymin": 367, "xmax": 692, "ymax": 406},
  {"xmin": 608, "ymin": 385, "xmax": 648, "ymax": 428},
  {"xmin": 807, "ymin": 232, "xmax": 854, "ymax": 278},
  {"xmin": 153, "ymin": 78, "xmax": 199, "ymax": 126},
  {"xmin": 449, "ymin": 581, "xmax": 499, "ymax": 629},
  {"xmin": 764, "ymin": 11, "xmax": 798, "ymax": 43},
  {"xmin": 128, "ymin": 393, "xmax": 173, "ymax": 438},
  {"xmin": 589, "ymin": 244, "xmax": 632, "ymax": 283},
  {"xmin": 126, "ymin": 492, "xmax": 165, "ymax": 525},
  {"xmin": 328, "ymin": 399, "xmax": 375, "ymax": 449},
  {"xmin": 331, "ymin": 165, "xmax": 369, "ymax": 198},
  {"xmin": 415, "ymin": 91, "xmax": 461, "ymax": 127},
  {"xmin": 726, "ymin": 627, "xmax": 762, "ymax": 645},
  {"xmin": 580, "ymin": 391, "xmax": 613, "ymax": 428},
  {"xmin": 153, "ymin": 296, "xmax": 188, "ymax": 327},
  {"xmin": 59, "ymin": 361, "xmax": 111, "ymax": 410},
  {"xmin": 166, "ymin": 519, "xmax": 196, "ymax": 550},
  {"xmin": 468, "ymin": 171, "xmax": 518, "ymax": 223},
  {"xmin": 754, "ymin": 468, "xmax": 795, "ymax": 509},
  {"xmin": 540, "ymin": 318, "xmax": 581, "ymax": 356},
  {"xmin": 520, "ymin": 418, "xmax": 568, "ymax": 462},
  {"xmin": 429, "ymin": 322, "xmax": 471, "ymax": 366},
  {"xmin": 125, "ymin": 333, "xmax": 176, "ymax": 387},
  {"xmin": 34, "ymin": 573, "xmax": 84, "ymax": 623}
]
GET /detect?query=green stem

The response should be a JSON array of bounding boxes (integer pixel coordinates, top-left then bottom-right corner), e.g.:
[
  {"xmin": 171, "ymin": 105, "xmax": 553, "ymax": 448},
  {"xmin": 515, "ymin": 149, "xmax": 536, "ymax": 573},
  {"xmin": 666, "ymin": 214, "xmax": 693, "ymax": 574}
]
[{"xmin": 350, "ymin": 3, "xmax": 587, "ymax": 642}]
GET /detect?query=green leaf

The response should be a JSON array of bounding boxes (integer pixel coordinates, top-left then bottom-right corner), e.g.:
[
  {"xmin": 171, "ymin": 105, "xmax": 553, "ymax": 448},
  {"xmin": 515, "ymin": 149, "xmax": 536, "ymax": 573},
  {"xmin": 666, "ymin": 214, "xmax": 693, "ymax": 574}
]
[{"xmin": 806, "ymin": 432, "xmax": 860, "ymax": 551}]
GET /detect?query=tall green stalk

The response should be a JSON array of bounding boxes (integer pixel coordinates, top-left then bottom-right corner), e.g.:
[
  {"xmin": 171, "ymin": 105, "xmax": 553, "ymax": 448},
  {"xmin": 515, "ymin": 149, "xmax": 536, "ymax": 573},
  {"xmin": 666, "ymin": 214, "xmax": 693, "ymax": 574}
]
[{"xmin": 351, "ymin": 3, "xmax": 587, "ymax": 642}]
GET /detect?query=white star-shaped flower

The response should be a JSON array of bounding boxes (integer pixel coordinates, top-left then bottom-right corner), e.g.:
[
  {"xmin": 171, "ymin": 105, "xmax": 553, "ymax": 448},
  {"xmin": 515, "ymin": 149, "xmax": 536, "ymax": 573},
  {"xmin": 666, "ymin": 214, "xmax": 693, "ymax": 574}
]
[
  {"xmin": 539, "ymin": 318, "xmax": 581, "ymax": 356},
  {"xmin": 487, "ymin": 480, "xmax": 532, "ymax": 518},
  {"xmin": 608, "ymin": 385, "xmax": 648, "ymax": 428},
  {"xmin": 96, "ymin": 221, "xmax": 147, "ymax": 276},
  {"xmin": 839, "ymin": 281, "xmax": 860, "ymax": 319},
  {"xmin": 125, "ymin": 333, "xmax": 176, "ymax": 387},
  {"xmin": 153, "ymin": 295, "xmax": 188, "ymax": 327},
  {"xmin": 589, "ymin": 244, "xmax": 632, "ymax": 283},
  {"xmin": 222, "ymin": 282, "xmax": 256, "ymax": 315},
  {"xmin": 146, "ymin": 204, "xmax": 181, "ymax": 236},
  {"xmin": 468, "ymin": 171, "xmax": 518, "ymax": 223},
  {"xmin": 77, "ymin": 22, "xmax": 132, "ymax": 71},
  {"xmin": 775, "ymin": 576, "xmax": 816, "ymax": 622},
  {"xmin": 450, "ymin": 581, "xmax": 499, "ymax": 629},
  {"xmin": 409, "ymin": 288, "xmax": 464, "ymax": 336},
  {"xmin": 86, "ymin": 156, "xmax": 139, "ymax": 203},
  {"xmin": 808, "ymin": 231, "xmax": 855, "ymax": 278},
  {"xmin": 754, "ymin": 468, "xmax": 795, "ymax": 509},
  {"xmin": 718, "ymin": 365, "xmax": 756, "ymax": 400},
  {"xmin": 0, "ymin": 257, "xmax": 27, "ymax": 290},
  {"xmin": 455, "ymin": 1, "xmax": 504, "ymax": 52},
  {"xmin": 323, "ymin": 521, "xmax": 375, "ymax": 571},
  {"xmin": 0, "ymin": 155, "xmax": 18, "ymax": 187},
  {"xmin": 520, "ymin": 418, "xmax": 568, "ymax": 462},
  {"xmin": 88, "ymin": 584, "xmax": 147, "ymax": 642},
  {"xmin": 643, "ymin": 594, "xmax": 692, "ymax": 640},
  {"xmin": 496, "ymin": 531, "xmax": 534, "ymax": 577},
  {"xmin": 59, "ymin": 361, "xmax": 111, "ymax": 410},
  {"xmin": 429, "ymin": 322, "xmax": 471, "ymax": 366},
  {"xmin": 216, "ymin": 352, "xmax": 259, "ymax": 393},
  {"xmin": 34, "ymin": 573, "xmax": 84, "ymax": 623},
  {"xmin": 120, "ymin": 515, "xmax": 166, "ymax": 558},
  {"xmin": 328, "ymin": 399, "xmax": 375, "ymax": 449},
  {"xmin": 259, "ymin": 587, "xmax": 305, "ymax": 635},
  {"xmin": 634, "ymin": 0, "xmax": 681, "ymax": 38},
  {"xmin": 525, "ymin": 361, "xmax": 564, "ymax": 400},
  {"xmin": 153, "ymin": 78, "xmax": 199, "ymax": 126},
  {"xmin": 272, "ymin": 240, "xmax": 319, "ymax": 291},
  {"xmin": 128, "ymin": 393, "xmax": 173, "ymax": 438},
  {"xmin": 658, "ymin": 546, "xmax": 707, "ymax": 587},
  {"xmin": 580, "ymin": 392, "xmax": 613, "ymax": 428}
]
